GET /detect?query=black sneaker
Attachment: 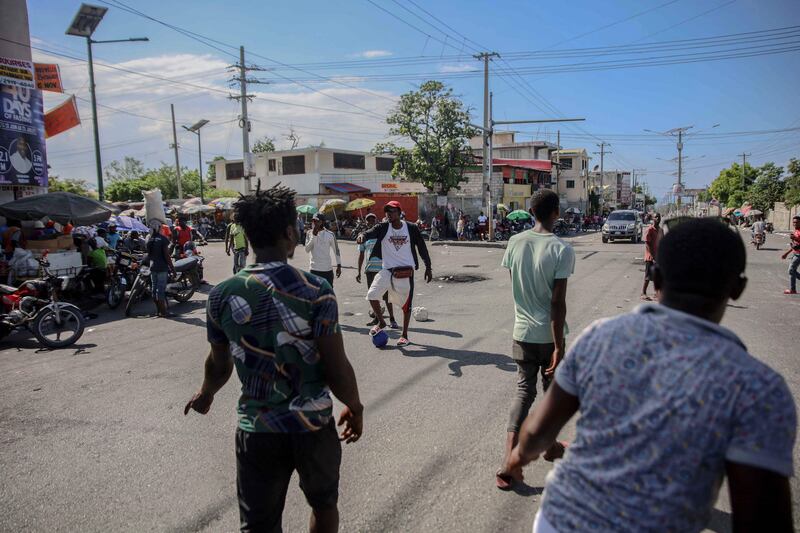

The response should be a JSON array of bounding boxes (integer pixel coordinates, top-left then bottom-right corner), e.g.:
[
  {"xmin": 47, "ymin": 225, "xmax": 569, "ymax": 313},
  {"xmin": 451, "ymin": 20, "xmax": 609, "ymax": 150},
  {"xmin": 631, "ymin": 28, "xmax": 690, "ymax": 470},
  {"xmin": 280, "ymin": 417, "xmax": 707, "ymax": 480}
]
[{"xmin": 366, "ymin": 317, "xmax": 379, "ymax": 326}]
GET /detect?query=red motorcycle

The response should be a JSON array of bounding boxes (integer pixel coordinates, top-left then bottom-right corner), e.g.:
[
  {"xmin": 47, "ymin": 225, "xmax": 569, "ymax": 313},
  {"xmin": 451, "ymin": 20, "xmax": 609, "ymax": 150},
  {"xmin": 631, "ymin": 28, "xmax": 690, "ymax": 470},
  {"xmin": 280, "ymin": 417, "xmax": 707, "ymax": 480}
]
[{"xmin": 0, "ymin": 255, "xmax": 85, "ymax": 348}]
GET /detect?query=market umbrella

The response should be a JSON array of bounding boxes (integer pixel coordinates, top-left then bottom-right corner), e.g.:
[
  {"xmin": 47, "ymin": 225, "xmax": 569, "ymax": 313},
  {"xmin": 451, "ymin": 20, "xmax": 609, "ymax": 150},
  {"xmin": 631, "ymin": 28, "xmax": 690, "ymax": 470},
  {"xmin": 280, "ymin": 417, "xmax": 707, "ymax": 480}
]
[
  {"xmin": 496, "ymin": 203, "xmax": 508, "ymax": 212},
  {"xmin": 506, "ymin": 209, "xmax": 532, "ymax": 221},
  {"xmin": 320, "ymin": 199, "xmax": 347, "ymax": 231},
  {"xmin": 749, "ymin": 209, "xmax": 763, "ymax": 216},
  {"xmin": 565, "ymin": 207, "xmax": 582, "ymax": 214},
  {"xmin": 0, "ymin": 192, "xmax": 112, "ymax": 225},
  {"xmin": 296, "ymin": 204, "xmax": 317, "ymax": 215},
  {"xmin": 111, "ymin": 215, "xmax": 148, "ymax": 232},
  {"xmin": 345, "ymin": 198, "xmax": 375, "ymax": 211},
  {"xmin": 208, "ymin": 197, "xmax": 238, "ymax": 210},
  {"xmin": 183, "ymin": 204, "xmax": 216, "ymax": 215}
]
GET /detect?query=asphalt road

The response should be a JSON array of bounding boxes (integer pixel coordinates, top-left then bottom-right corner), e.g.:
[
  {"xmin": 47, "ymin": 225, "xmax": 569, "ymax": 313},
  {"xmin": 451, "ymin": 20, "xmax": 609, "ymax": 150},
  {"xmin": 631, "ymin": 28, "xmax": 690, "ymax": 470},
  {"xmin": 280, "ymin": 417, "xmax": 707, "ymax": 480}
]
[{"xmin": 1, "ymin": 229, "xmax": 798, "ymax": 532}]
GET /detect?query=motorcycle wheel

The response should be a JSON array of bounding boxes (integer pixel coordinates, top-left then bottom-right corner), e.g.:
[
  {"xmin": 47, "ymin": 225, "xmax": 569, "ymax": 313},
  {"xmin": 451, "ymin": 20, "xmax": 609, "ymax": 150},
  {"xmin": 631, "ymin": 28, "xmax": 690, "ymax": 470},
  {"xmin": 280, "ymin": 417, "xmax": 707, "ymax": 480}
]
[
  {"xmin": 172, "ymin": 273, "xmax": 197, "ymax": 303},
  {"xmin": 125, "ymin": 278, "xmax": 144, "ymax": 317},
  {"xmin": 106, "ymin": 278, "xmax": 125, "ymax": 309},
  {"xmin": 32, "ymin": 304, "xmax": 85, "ymax": 349}
]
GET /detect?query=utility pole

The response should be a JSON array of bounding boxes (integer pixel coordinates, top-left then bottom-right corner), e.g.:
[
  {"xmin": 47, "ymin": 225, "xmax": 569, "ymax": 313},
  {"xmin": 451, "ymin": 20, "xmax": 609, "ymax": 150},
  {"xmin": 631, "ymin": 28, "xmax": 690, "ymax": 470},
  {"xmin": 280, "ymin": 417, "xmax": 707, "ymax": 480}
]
[
  {"xmin": 170, "ymin": 103, "xmax": 182, "ymax": 200},
  {"xmin": 738, "ymin": 152, "xmax": 751, "ymax": 188},
  {"xmin": 474, "ymin": 51, "xmax": 500, "ymax": 239},
  {"xmin": 229, "ymin": 46, "xmax": 267, "ymax": 194},
  {"xmin": 631, "ymin": 168, "xmax": 647, "ymax": 210},
  {"xmin": 555, "ymin": 130, "xmax": 560, "ymax": 195},
  {"xmin": 593, "ymin": 142, "xmax": 611, "ymax": 212}
]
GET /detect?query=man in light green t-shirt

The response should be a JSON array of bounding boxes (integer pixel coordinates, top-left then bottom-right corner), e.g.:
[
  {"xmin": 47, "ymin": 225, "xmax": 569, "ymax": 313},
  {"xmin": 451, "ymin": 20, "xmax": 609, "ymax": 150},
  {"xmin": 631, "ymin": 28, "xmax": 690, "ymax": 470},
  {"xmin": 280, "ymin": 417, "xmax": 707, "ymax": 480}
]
[
  {"xmin": 496, "ymin": 189, "xmax": 575, "ymax": 490},
  {"xmin": 225, "ymin": 213, "xmax": 249, "ymax": 274}
]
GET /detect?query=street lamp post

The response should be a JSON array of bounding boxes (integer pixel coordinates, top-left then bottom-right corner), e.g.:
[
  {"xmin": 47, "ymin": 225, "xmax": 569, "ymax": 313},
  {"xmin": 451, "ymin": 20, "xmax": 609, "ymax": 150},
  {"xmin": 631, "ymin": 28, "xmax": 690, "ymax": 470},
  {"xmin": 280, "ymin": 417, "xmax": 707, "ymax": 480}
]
[
  {"xmin": 66, "ymin": 4, "xmax": 147, "ymax": 201},
  {"xmin": 183, "ymin": 119, "xmax": 210, "ymax": 204}
]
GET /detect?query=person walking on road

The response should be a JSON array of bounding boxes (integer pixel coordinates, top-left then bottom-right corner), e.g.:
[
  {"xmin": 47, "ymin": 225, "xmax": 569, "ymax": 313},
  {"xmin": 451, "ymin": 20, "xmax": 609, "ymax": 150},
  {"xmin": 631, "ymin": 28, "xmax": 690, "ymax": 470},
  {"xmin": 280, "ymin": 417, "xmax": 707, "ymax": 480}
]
[
  {"xmin": 505, "ymin": 218, "xmax": 796, "ymax": 533},
  {"xmin": 145, "ymin": 220, "xmax": 174, "ymax": 318},
  {"xmin": 356, "ymin": 213, "xmax": 398, "ymax": 329},
  {"xmin": 495, "ymin": 189, "xmax": 575, "ymax": 490},
  {"xmin": 305, "ymin": 213, "xmax": 341, "ymax": 287},
  {"xmin": 641, "ymin": 212, "xmax": 662, "ymax": 301},
  {"xmin": 477, "ymin": 211, "xmax": 488, "ymax": 241},
  {"xmin": 782, "ymin": 214, "xmax": 800, "ymax": 295},
  {"xmin": 225, "ymin": 214, "xmax": 249, "ymax": 274},
  {"xmin": 184, "ymin": 185, "xmax": 363, "ymax": 533},
  {"xmin": 357, "ymin": 200, "xmax": 432, "ymax": 347}
]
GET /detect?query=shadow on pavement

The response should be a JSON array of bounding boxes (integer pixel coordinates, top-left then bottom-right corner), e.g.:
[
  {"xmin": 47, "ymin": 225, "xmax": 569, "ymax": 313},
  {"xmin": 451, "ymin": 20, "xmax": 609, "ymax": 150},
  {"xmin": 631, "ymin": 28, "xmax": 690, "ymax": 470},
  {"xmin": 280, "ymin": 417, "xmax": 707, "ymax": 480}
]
[
  {"xmin": 340, "ymin": 323, "xmax": 462, "ymax": 339},
  {"xmin": 399, "ymin": 343, "xmax": 515, "ymax": 377}
]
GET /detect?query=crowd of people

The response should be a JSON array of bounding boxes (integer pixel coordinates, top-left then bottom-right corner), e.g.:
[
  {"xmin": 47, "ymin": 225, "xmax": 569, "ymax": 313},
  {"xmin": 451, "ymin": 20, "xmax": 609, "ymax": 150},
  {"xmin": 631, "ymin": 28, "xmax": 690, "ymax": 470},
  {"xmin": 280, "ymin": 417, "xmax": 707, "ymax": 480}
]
[{"xmin": 180, "ymin": 183, "xmax": 797, "ymax": 533}]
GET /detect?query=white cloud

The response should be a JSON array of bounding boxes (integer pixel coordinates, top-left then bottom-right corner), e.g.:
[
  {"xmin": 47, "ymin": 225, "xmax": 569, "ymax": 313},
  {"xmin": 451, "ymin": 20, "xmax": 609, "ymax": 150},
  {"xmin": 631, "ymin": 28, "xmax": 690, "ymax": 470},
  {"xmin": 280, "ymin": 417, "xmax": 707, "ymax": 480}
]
[
  {"xmin": 31, "ymin": 50, "xmax": 400, "ymax": 180},
  {"xmin": 439, "ymin": 64, "xmax": 476, "ymax": 73},
  {"xmin": 353, "ymin": 50, "xmax": 392, "ymax": 59}
]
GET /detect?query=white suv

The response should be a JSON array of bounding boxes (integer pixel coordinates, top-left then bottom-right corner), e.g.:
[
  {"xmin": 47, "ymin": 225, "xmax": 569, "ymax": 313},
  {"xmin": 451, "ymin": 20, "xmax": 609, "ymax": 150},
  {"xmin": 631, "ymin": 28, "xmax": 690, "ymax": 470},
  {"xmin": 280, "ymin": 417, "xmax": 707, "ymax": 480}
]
[{"xmin": 602, "ymin": 210, "xmax": 643, "ymax": 243}]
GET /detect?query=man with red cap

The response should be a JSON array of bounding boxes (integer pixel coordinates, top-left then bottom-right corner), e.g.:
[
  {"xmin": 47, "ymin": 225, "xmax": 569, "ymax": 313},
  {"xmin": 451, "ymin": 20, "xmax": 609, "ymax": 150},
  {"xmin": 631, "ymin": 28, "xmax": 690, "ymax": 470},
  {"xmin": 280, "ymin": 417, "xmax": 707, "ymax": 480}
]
[{"xmin": 357, "ymin": 201, "xmax": 432, "ymax": 347}]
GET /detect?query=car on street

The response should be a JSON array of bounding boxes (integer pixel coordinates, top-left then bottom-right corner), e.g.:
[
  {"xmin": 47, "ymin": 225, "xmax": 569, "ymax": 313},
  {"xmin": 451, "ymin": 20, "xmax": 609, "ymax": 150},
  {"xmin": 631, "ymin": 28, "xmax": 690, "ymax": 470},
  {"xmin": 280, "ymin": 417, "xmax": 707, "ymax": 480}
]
[{"xmin": 602, "ymin": 209, "xmax": 643, "ymax": 243}]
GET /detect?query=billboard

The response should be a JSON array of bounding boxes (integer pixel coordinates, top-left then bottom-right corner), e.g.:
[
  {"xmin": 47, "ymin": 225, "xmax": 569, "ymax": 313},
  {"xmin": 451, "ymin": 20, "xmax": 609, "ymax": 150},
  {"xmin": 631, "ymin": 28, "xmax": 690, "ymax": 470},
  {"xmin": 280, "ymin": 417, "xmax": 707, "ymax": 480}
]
[
  {"xmin": 0, "ymin": 84, "xmax": 48, "ymax": 187},
  {"xmin": 0, "ymin": 56, "xmax": 35, "ymax": 89}
]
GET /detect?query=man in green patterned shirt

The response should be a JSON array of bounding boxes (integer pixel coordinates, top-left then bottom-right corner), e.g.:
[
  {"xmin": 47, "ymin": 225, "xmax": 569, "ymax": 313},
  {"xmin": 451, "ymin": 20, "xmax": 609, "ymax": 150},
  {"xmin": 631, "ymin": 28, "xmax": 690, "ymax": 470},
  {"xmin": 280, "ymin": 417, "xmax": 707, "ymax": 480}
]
[{"xmin": 185, "ymin": 184, "xmax": 363, "ymax": 532}]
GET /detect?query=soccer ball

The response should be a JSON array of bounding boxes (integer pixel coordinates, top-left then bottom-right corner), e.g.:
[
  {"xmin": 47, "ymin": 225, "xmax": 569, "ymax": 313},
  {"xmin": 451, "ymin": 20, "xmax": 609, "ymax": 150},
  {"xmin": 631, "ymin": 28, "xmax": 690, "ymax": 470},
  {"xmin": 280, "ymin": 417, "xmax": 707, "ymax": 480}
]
[
  {"xmin": 372, "ymin": 329, "xmax": 389, "ymax": 348},
  {"xmin": 412, "ymin": 307, "xmax": 429, "ymax": 322}
]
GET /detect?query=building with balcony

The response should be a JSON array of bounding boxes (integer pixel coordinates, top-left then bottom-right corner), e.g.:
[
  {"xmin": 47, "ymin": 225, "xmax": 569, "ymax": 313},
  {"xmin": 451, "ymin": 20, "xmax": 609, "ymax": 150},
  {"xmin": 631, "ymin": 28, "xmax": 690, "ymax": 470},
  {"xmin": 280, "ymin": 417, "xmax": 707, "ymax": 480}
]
[{"xmin": 551, "ymin": 149, "xmax": 590, "ymax": 211}]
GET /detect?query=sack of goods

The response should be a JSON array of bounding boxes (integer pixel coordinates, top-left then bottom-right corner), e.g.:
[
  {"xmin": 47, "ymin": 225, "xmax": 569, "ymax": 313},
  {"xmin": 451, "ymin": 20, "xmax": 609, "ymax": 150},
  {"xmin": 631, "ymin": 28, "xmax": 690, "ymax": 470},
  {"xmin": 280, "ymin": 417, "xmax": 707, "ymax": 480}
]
[
  {"xmin": 144, "ymin": 189, "xmax": 167, "ymax": 226},
  {"xmin": 412, "ymin": 306, "xmax": 429, "ymax": 322}
]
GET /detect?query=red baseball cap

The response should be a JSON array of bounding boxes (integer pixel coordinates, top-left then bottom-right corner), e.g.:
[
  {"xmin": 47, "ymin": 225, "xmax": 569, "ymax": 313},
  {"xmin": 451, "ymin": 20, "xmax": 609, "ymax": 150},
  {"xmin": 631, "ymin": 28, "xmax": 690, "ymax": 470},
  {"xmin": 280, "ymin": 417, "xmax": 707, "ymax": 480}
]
[{"xmin": 384, "ymin": 200, "xmax": 402, "ymax": 211}]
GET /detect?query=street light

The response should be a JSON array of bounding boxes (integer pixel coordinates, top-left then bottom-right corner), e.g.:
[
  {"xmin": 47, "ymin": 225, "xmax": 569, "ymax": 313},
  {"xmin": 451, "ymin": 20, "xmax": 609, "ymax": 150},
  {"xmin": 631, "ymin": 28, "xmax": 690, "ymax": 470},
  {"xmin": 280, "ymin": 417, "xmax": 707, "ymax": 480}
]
[
  {"xmin": 183, "ymin": 119, "xmax": 210, "ymax": 204},
  {"xmin": 66, "ymin": 3, "xmax": 148, "ymax": 201}
]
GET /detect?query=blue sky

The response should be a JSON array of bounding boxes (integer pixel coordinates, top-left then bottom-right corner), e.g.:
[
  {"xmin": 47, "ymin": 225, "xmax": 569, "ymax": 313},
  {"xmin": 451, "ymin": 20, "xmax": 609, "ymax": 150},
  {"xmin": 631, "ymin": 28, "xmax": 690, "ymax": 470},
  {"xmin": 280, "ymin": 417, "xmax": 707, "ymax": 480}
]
[{"xmin": 27, "ymin": 0, "xmax": 800, "ymax": 201}]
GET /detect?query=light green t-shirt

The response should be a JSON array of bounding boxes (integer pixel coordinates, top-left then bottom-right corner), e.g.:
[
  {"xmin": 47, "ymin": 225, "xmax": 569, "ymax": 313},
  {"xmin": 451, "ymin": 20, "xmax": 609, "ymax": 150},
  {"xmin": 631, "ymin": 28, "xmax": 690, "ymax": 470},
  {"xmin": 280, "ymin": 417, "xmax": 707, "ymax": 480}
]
[
  {"xmin": 501, "ymin": 231, "xmax": 575, "ymax": 343},
  {"xmin": 229, "ymin": 223, "xmax": 247, "ymax": 250}
]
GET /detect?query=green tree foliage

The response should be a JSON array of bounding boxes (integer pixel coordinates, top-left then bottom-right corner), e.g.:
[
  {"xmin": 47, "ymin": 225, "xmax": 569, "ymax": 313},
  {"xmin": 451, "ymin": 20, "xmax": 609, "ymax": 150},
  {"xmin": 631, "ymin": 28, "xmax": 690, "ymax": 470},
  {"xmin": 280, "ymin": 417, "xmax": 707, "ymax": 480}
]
[
  {"xmin": 206, "ymin": 155, "xmax": 225, "ymax": 182},
  {"xmin": 105, "ymin": 156, "xmax": 146, "ymax": 182},
  {"xmin": 105, "ymin": 162, "xmax": 200, "ymax": 201},
  {"xmin": 708, "ymin": 162, "xmax": 758, "ymax": 207},
  {"xmin": 48, "ymin": 175, "xmax": 97, "ymax": 198},
  {"xmin": 746, "ymin": 162, "xmax": 785, "ymax": 211},
  {"xmin": 374, "ymin": 80, "xmax": 478, "ymax": 195},
  {"xmin": 252, "ymin": 137, "xmax": 275, "ymax": 153},
  {"xmin": 784, "ymin": 158, "xmax": 800, "ymax": 207}
]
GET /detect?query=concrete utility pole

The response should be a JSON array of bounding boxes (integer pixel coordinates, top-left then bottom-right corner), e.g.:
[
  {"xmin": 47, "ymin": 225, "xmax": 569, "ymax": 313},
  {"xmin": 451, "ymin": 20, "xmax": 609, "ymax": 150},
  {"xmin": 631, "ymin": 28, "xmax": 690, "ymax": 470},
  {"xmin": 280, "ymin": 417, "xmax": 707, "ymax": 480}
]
[
  {"xmin": 229, "ymin": 46, "xmax": 267, "ymax": 194},
  {"xmin": 593, "ymin": 143, "xmax": 611, "ymax": 211},
  {"xmin": 170, "ymin": 103, "xmax": 182, "ymax": 200},
  {"xmin": 555, "ymin": 130, "xmax": 560, "ymax": 195},
  {"xmin": 738, "ymin": 152, "xmax": 751, "ymax": 188},
  {"xmin": 475, "ymin": 51, "xmax": 500, "ymax": 237},
  {"xmin": 631, "ymin": 168, "xmax": 647, "ymax": 209}
]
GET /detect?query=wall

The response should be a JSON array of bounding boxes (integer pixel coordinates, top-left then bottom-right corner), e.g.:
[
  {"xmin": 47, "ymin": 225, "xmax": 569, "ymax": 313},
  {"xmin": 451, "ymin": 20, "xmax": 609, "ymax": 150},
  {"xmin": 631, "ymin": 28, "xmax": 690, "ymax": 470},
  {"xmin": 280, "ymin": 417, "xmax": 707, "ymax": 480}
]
[{"xmin": 769, "ymin": 202, "xmax": 799, "ymax": 231}]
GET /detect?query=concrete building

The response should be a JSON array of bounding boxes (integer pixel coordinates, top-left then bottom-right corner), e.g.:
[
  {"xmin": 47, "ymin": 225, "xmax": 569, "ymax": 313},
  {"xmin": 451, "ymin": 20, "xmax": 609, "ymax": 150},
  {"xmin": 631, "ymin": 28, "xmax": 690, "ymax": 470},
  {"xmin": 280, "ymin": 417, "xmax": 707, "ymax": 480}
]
[
  {"xmin": 552, "ymin": 149, "xmax": 591, "ymax": 211},
  {"xmin": 590, "ymin": 170, "xmax": 632, "ymax": 210},
  {"xmin": 469, "ymin": 131, "xmax": 559, "ymax": 161},
  {"xmin": 211, "ymin": 146, "xmax": 427, "ymax": 219}
]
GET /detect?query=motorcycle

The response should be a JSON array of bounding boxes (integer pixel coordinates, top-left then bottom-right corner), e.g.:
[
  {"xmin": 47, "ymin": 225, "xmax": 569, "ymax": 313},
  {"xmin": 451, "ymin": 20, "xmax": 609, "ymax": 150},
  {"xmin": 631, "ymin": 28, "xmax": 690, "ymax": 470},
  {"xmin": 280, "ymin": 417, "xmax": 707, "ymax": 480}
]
[
  {"xmin": 553, "ymin": 218, "xmax": 571, "ymax": 237},
  {"xmin": 765, "ymin": 222, "xmax": 774, "ymax": 233},
  {"xmin": 106, "ymin": 250, "xmax": 143, "ymax": 309},
  {"xmin": 206, "ymin": 222, "xmax": 227, "ymax": 241},
  {"xmin": 753, "ymin": 231, "xmax": 765, "ymax": 250},
  {"xmin": 124, "ymin": 256, "xmax": 203, "ymax": 316},
  {"xmin": 0, "ymin": 256, "xmax": 85, "ymax": 349}
]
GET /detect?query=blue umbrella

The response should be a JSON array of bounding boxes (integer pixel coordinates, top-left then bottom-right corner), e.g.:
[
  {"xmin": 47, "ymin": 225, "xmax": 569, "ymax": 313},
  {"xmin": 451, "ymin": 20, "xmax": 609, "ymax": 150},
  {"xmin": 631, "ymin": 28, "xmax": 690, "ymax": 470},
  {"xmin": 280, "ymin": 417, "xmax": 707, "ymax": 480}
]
[{"xmin": 111, "ymin": 215, "xmax": 148, "ymax": 232}]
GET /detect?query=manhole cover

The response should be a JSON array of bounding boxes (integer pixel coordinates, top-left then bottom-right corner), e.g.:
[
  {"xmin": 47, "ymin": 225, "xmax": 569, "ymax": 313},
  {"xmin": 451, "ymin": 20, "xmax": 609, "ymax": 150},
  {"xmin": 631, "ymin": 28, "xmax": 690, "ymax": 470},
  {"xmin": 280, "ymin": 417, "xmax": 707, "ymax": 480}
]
[{"xmin": 437, "ymin": 273, "xmax": 488, "ymax": 283}]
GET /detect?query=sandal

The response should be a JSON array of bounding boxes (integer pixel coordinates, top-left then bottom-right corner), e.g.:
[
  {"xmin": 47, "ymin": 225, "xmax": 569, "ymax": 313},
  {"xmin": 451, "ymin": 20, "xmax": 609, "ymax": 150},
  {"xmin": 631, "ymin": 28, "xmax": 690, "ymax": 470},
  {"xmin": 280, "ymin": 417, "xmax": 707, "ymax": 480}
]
[
  {"xmin": 495, "ymin": 470, "xmax": 514, "ymax": 491},
  {"xmin": 397, "ymin": 337, "xmax": 410, "ymax": 347}
]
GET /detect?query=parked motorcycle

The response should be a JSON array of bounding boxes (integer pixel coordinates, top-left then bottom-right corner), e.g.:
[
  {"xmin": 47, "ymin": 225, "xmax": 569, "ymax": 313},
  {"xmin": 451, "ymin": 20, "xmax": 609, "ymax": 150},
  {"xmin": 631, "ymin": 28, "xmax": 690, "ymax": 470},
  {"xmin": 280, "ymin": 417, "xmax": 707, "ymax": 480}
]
[
  {"xmin": 106, "ymin": 250, "xmax": 143, "ymax": 309},
  {"xmin": 553, "ymin": 218, "xmax": 571, "ymax": 237},
  {"xmin": 0, "ymin": 256, "xmax": 85, "ymax": 349},
  {"xmin": 124, "ymin": 256, "xmax": 202, "ymax": 316}
]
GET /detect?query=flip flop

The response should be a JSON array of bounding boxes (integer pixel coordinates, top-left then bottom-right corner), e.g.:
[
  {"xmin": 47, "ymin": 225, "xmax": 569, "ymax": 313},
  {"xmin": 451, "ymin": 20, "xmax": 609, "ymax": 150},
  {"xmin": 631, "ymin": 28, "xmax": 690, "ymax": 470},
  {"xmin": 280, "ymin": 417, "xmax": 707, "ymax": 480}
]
[
  {"xmin": 397, "ymin": 337, "xmax": 410, "ymax": 347},
  {"xmin": 369, "ymin": 325, "xmax": 383, "ymax": 337},
  {"xmin": 495, "ymin": 470, "xmax": 514, "ymax": 491}
]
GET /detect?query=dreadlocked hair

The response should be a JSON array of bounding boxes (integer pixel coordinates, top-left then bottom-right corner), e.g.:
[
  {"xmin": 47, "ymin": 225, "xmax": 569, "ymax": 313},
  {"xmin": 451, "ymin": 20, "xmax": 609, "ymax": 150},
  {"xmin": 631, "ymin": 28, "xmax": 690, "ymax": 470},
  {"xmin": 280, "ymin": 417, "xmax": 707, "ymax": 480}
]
[{"xmin": 233, "ymin": 181, "xmax": 297, "ymax": 249}]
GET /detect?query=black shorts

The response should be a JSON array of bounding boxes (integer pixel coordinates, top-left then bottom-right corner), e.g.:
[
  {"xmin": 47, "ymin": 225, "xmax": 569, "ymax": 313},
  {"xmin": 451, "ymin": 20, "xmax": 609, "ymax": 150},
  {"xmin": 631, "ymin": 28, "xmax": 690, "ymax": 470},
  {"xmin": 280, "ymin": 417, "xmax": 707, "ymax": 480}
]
[
  {"xmin": 310, "ymin": 269, "xmax": 334, "ymax": 287},
  {"xmin": 644, "ymin": 260, "xmax": 655, "ymax": 281},
  {"xmin": 365, "ymin": 271, "xmax": 389, "ymax": 303},
  {"xmin": 236, "ymin": 422, "xmax": 342, "ymax": 532}
]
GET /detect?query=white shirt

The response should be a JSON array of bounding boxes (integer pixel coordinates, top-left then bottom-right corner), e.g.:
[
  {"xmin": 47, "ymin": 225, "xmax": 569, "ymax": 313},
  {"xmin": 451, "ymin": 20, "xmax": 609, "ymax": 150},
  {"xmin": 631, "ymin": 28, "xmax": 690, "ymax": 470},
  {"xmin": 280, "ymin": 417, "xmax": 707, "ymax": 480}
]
[
  {"xmin": 304, "ymin": 229, "xmax": 341, "ymax": 272},
  {"xmin": 478, "ymin": 215, "xmax": 487, "ymax": 224},
  {"xmin": 10, "ymin": 151, "xmax": 32, "ymax": 173},
  {"xmin": 94, "ymin": 236, "xmax": 109, "ymax": 249},
  {"xmin": 752, "ymin": 220, "xmax": 765, "ymax": 234},
  {"xmin": 381, "ymin": 221, "xmax": 414, "ymax": 269}
]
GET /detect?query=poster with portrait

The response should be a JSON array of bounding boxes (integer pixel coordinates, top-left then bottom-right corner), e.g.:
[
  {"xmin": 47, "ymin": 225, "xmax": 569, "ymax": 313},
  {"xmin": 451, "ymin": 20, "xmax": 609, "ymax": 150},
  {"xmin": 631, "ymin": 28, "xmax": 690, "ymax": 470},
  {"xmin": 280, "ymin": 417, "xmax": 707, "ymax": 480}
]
[{"xmin": 0, "ymin": 84, "xmax": 48, "ymax": 187}]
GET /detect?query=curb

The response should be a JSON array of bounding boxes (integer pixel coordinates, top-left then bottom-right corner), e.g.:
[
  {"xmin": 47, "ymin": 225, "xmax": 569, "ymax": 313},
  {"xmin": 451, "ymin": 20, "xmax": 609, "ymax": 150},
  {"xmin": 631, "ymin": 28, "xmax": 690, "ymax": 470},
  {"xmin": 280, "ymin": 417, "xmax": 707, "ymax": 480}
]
[{"xmin": 431, "ymin": 241, "xmax": 507, "ymax": 249}]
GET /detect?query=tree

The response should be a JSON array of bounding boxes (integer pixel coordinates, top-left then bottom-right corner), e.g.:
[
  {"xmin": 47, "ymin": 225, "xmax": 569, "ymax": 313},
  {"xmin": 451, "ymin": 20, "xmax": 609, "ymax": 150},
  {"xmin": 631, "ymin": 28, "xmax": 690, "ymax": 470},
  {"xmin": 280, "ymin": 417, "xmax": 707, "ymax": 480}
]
[
  {"xmin": 105, "ymin": 162, "xmax": 202, "ymax": 201},
  {"xmin": 252, "ymin": 137, "xmax": 275, "ymax": 153},
  {"xmin": 708, "ymin": 162, "xmax": 757, "ymax": 207},
  {"xmin": 746, "ymin": 162, "xmax": 785, "ymax": 211},
  {"xmin": 105, "ymin": 157, "xmax": 145, "ymax": 182},
  {"xmin": 48, "ymin": 175, "xmax": 97, "ymax": 198},
  {"xmin": 206, "ymin": 155, "xmax": 225, "ymax": 183},
  {"xmin": 374, "ymin": 80, "xmax": 478, "ymax": 195},
  {"xmin": 784, "ymin": 158, "xmax": 800, "ymax": 207}
]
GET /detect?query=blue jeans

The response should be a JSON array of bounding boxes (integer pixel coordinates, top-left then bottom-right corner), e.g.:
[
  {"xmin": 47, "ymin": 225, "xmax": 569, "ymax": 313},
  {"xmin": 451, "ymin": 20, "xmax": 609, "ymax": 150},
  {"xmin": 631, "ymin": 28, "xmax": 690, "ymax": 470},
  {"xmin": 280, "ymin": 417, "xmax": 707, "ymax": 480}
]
[
  {"xmin": 151, "ymin": 271, "xmax": 168, "ymax": 302},
  {"xmin": 233, "ymin": 248, "xmax": 248, "ymax": 274},
  {"xmin": 790, "ymin": 254, "xmax": 800, "ymax": 292}
]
